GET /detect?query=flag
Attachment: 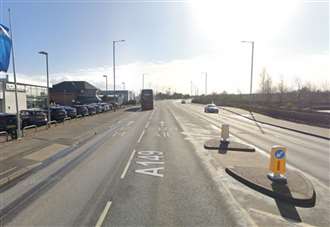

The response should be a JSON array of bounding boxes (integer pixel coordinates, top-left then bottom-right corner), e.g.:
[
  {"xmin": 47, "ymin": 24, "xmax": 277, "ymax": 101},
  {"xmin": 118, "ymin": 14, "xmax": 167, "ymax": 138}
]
[{"xmin": 0, "ymin": 23, "xmax": 12, "ymax": 72}]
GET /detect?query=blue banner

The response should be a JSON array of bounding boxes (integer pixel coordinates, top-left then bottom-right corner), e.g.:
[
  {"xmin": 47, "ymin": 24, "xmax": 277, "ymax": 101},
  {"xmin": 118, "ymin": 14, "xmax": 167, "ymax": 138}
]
[{"xmin": 0, "ymin": 24, "xmax": 12, "ymax": 72}]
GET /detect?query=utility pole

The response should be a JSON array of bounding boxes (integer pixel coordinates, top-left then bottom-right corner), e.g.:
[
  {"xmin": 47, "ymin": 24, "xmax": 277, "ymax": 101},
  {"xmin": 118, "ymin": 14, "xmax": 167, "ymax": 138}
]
[
  {"xmin": 112, "ymin": 39, "xmax": 125, "ymax": 110},
  {"xmin": 38, "ymin": 51, "xmax": 50, "ymax": 123},
  {"xmin": 8, "ymin": 8, "xmax": 21, "ymax": 138},
  {"xmin": 241, "ymin": 40, "xmax": 254, "ymax": 105}
]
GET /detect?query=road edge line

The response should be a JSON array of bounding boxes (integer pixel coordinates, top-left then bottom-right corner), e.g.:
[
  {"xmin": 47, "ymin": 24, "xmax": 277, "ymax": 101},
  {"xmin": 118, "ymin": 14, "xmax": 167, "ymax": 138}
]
[
  {"xmin": 120, "ymin": 149, "xmax": 136, "ymax": 179},
  {"xmin": 95, "ymin": 201, "xmax": 112, "ymax": 227}
]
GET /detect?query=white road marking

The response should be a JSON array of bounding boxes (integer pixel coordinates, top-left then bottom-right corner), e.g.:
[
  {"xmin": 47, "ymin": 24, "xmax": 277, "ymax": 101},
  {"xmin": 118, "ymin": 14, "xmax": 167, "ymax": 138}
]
[
  {"xmin": 160, "ymin": 121, "xmax": 165, "ymax": 127},
  {"xmin": 137, "ymin": 130, "xmax": 145, "ymax": 144},
  {"xmin": 127, "ymin": 121, "xmax": 135, "ymax": 126},
  {"xmin": 121, "ymin": 149, "xmax": 137, "ymax": 179},
  {"xmin": 145, "ymin": 121, "xmax": 150, "ymax": 129},
  {"xmin": 0, "ymin": 166, "xmax": 17, "ymax": 176},
  {"xmin": 95, "ymin": 201, "xmax": 112, "ymax": 227},
  {"xmin": 135, "ymin": 167, "xmax": 164, "ymax": 177}
]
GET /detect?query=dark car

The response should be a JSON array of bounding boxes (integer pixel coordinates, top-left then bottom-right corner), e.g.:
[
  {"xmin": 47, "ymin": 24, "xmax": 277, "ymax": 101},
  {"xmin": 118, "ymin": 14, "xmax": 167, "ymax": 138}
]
[
  {"xmin": 73, "ymin": 105, "xmax": 89, "ymax": 117},
  {"xmin": 181, "ymin": 100, "xmax": 186, "ymax": 104},
  {"xmin": 49, "ymin": 107, "xmax": 67, "ymax": 122},
  {"xmin": 86, "ymin": 105, "xmax": 96, "ymax": 115},
  {"xmin": 0, "ymin": 112, "xmax": 17, "ymax": 138},
  {"xmin": 204, "ymin": 104, "xmax": 219, "ymax": 113},
  {"xmin": 20, "ymin": 109, "xmax": 47, "ymax": 128},
  {"xmin": 92, "ymin": 104, "xmax": 102, "ymax": 113},
  {"xmin": 62, "ymin": 106, "xmax": 77, "ymax": 119}
]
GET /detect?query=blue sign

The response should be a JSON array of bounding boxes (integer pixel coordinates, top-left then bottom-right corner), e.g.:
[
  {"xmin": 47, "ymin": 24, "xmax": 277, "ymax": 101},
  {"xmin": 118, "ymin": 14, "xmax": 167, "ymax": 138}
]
[
  {"xmin": 275, "ymin": 149, "xmax": 285, "ymax": 159},
  {"xmin": 0, "ymin": 24, "xmax": 12, "ymax": 72}
]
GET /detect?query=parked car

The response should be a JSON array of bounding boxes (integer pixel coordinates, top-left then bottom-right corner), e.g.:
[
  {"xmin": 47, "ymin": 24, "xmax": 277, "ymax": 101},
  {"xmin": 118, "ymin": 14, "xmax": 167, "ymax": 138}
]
[
  {"xmin": 49, "ymin": 106, "xmax": 67, "ymax": 122},
  {"xmin": 0, "ymin": 112, "xmax": 17, "ymax": 138},
  {"xmin": 204, "ymin": 104, "xmax": 219, "ymax": 113},
  {"xmin": 92, "ymin": 104, "xmax": 102, "ymax": 113},
  {"xmin": 100, "ymin": 103, "xmax": 110, "ymax": 111},
  {"xmin": 20, "ymin": 109, "xmax": 47, "ymax": 128},
  {"xmin": 181, "ymin": 100, "xmax": 186, "ymax": 104},
  {"xmin": 86, "ymin": 105, "xmax": 96, "ymax": 115},
  {"xmin": 73, "ymin": 105, "xmax": 88, "ymax": 117},
  {"xmin": 62, "ymin": 106, "xmax": 77, "ymax": 119}
]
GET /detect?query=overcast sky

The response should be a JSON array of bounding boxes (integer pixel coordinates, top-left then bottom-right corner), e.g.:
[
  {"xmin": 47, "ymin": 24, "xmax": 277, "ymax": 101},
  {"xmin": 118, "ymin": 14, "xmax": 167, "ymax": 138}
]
[{"xmin": 0, "ymin": 0, "xmax": 329, "ymax": 94}]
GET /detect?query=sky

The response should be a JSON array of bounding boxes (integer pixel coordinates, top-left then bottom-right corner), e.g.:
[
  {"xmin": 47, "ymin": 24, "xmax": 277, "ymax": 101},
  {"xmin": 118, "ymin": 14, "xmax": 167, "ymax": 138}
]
[{"xmin": 0, "ymin": 0, "xmax": 329, "ymax": 94}]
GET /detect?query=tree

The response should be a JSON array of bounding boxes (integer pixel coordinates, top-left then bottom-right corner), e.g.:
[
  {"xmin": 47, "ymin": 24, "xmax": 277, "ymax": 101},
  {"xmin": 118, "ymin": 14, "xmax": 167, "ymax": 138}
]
[{"xmin": 278, "ymin": 75, "xmax": 288, "ymax": 105}]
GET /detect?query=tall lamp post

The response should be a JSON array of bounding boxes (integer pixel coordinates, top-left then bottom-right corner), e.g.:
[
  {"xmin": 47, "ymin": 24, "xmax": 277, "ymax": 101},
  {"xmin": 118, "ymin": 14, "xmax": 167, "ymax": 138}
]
[
  {"xmin": 113, "ymin": 39, "xmax": 125, "ymax": 110},
  {"xmin": 202, "ymin": 72, "xmax": 208, "ymax": 95},
  {"xmin": 38, "ymin": 51, "xmax": 50, "ymax": 123},
  {"xmin": 241, "ymin": 41, "xmax": 254, "ymax": 105},
  {"xmin": 103, "ymin": 75, "xmax": 108, "ymax": 95}
]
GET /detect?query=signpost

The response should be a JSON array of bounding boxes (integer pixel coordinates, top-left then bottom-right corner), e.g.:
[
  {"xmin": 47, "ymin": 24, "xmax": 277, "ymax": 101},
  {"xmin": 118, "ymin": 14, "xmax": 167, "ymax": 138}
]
[{"xmin": 268, "ymin": 145, "xmax": 287, "ymax": 182}]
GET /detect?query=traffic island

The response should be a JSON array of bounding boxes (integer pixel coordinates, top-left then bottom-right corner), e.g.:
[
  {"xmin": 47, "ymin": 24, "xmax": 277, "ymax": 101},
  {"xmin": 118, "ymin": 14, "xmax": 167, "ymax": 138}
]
[
  {"xmin": 225, "ymin": 166, "xmax": 316, "ymax": 207},
  {"xmin": 204, "ymin": 139, "xmax": 255, "ymax": 153},
  {"xmin": 204, "ymin": 124, "xmax": 255, "ymax": 153}
]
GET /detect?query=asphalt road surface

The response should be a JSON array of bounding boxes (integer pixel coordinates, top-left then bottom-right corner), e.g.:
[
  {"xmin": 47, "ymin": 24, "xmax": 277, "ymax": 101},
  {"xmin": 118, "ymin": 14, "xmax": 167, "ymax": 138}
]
[
  {"xmin": 1, "ymin": 100, "xmax": 329, "ymax": 226},
  {"xmin": 1, "ymin": 102, "xmax": 232, "ymax": 226}
]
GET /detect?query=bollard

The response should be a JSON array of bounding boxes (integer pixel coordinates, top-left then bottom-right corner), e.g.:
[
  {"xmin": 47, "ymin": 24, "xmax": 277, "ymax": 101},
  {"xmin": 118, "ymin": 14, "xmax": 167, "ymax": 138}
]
[
  {"xmin": 221, "ymin": 124, "xmax": 229, "ymax": 142},
  {"xmin": 267, "ymin": 145, "xmax": 287, "ymax": 183}
]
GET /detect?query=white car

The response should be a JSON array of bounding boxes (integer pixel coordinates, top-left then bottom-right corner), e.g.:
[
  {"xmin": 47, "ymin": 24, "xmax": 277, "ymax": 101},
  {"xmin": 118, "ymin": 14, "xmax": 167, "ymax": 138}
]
[{"xmin": 204, "ymin": 104, "xmax": 219, "ymax": 113}]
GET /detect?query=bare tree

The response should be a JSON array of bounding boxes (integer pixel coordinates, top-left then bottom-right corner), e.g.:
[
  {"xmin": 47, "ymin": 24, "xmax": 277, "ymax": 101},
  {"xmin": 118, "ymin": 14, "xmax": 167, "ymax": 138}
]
[
  {"xmin": 259, "ymin": 68, "xmax": 273, "ymax": 104},
  {"xmin": 278, "ymin": 75, "xmax": 288, "ymax": 105}
]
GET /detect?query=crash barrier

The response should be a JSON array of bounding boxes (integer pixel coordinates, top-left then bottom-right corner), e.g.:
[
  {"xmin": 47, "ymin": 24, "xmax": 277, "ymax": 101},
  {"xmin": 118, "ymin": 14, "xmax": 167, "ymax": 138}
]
[
  {"xmin": 22, "ymin": 125, "xmax": 37, "ymax": 137},
  {"xmin": 267, "ymin": 145, "xmax": 287, "ymax": 182},
  {"xmin": 0, "ymin": 131, "xmax": 9, "ymax": 142},
  {"xmin": 47, "ymin": 120, "xmax": 57, "ymax": 129},
  {"xmin": 63, "ymin": 117, "xmax": 71, "ymax": 124}
]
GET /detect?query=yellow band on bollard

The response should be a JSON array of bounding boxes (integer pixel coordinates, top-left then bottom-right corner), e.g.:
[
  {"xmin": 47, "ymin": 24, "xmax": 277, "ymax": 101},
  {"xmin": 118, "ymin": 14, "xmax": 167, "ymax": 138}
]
[{"xmin": 269, "ymin": 145, "xmax": 287, "ymax": 175}]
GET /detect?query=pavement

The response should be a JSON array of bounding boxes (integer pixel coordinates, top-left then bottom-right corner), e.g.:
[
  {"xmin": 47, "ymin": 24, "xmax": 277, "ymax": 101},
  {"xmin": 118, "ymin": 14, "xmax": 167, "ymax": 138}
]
[{"xmin": 0, "ymin": 101, "xmax": 329, "ymax": 226}]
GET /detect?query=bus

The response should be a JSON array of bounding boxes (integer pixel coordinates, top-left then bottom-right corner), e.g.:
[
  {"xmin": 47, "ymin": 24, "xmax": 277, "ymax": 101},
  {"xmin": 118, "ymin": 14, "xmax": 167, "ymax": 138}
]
[{"xmin": 141, "ymin": 89, "xmax": 154, "ymax": 110}]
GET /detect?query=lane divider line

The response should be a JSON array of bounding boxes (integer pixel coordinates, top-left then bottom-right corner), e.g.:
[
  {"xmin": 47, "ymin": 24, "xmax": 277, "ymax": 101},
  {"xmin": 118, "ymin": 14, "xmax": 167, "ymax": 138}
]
[
  {"xmin": 137, "ymin": 130, "xmax": 145, "ymax": 144},
  {"xmin": 0, "ymin": 167, "xmax": 17, "ymax": 176},
  {"xmin": 95, "ymin": 201, "xmax": 112, "ymax": 227},
  {"xmin": 121, "ymin": 149, "xmax": 136, "ymax": 179},
  {"xmin": 145, "ymin": 121, "xmax": 150, "ymax": 129}
]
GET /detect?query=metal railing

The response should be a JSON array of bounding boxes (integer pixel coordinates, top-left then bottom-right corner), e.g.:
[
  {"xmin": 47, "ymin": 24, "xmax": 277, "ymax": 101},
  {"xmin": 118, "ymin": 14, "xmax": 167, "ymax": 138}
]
[
  {"xmin": 0, "ymin": 131, "xmax": 9, "ymax": 142},
  {"xmin": 22, "ymin": 125, "xmax": 37, "ymax": 137}
]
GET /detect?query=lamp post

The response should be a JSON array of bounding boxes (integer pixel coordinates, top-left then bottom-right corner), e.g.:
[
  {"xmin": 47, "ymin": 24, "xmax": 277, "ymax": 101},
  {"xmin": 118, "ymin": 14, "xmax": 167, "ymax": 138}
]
[
  {"xmin": 8, "ymin": 8, "xmax": 21, "ymax": 138},
  {"xmin": 113, "ymin": 39, "xmax": 125, "ymax": 110},
  {"xmin": 103, "ymin": 75, "xmax": 108, "ymax": 94},
  {"xmin": 38, "ymin": 51, "xmax": 50, "ymax": 123},
  {"xmin": 202, "ymin": 72, "xmax": 208, "ymax": 95},
  {"xmin": 241, "ymin": 41, "xmax": 254, "ymax": 105}
]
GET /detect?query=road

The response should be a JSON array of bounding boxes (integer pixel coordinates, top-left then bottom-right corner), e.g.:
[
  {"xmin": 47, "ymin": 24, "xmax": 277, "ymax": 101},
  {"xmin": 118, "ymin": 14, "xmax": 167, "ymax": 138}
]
[{"xmin": 0, "ymin": 100, "xmax": 329, "ymax": 226}]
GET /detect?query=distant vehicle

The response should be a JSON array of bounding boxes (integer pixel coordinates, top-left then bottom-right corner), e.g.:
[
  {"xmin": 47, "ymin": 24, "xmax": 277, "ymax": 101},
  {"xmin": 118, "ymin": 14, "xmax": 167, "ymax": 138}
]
[
  {"xmin": 62, "ymin": 106, "xmax": 77, "ymax": 119},
  {"xmin": 0, "ymin": 113, "xmax": 17, "ymax": 138},
  {"xmin": 93, "ymin": 104, "xmax": 103, "ymax": 113},
  {"xmin": 74, "ymin": 105, "xmax": 88, "ymax": 117},
  {"xmin": 100, "ymin": 103, "xmax": 110, "ymax": 111},
  {"xmin": 20, "ymin": 109, "xmax": 47, "ymax": 128},
  {"xmin": 86, "ymin": 105, "xmax": 96, "ymax": 115},
  {"xmin": 204, "ymin": 104, "xmax": 219, "ymax": 113},
  {"xmin": 49, "ymin": 107, "xmax": 67, "ymax": 122},
  {"xmin": 181, "ymin": 100, "xmax": 186, "ymax": 104},
  {"xmin": 141, "ymin": 89, "xmax": 154, "ymax": 110}
]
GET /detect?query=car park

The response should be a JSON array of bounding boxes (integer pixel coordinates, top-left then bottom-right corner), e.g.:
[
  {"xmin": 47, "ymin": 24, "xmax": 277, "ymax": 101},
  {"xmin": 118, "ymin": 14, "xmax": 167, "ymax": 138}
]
[
  {"xmin": 0, "ymin": 113, "xmax": 17, "ymax": 138},
  {"xmin": 20, "ymin": 109, "xmax": 48, "ymax": 128},
  {"xmin": 73, "ymin": 105, "xmax": 89, "ymax": 117},
  {"xmin": 49, "ymin": 106, "xmax": 67, "ymax": 122},
  {"xmin": 86, "ymin": 105, "xmax": 97, "ymax": 115},
  {"xmin": 204, "ymin": 103, "xmax": 219, "ymax": 113},
  {"xmin": 62, "ymin": 106, "xmax": 77, "ymax": 119}
]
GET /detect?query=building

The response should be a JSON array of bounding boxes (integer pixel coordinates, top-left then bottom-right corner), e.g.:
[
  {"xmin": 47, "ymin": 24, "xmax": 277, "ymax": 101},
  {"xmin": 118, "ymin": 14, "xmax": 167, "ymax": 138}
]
[
  {"xmin": 0, "ymin": 76, "xmax": 48, "ymax": 113},
  {"xmin": 100, "ymin": 90, "xmax": 135, "ymax": 104},
  {"xmin": 50, "ymin": 81, "xmax": 101, "ymax": 105}
]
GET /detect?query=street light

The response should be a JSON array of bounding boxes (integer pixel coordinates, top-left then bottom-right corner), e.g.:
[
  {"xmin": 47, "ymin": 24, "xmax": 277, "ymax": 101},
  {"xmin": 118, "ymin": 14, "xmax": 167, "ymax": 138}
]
[
  {"xmin": 103, "ymin": 75, "xmax": 108, "ymax": 95},
  {"xmin": 112, "ymin": 39, "xmax": 125, "ymax": 110},
  {"xmin": 38, "ymin": 51, "xmax": 51, "ymax": 123},
  {"xmin": 202, "ymin": 72, "xmax": 208, "ymax": 95},
  {"xmin": 241, "ymin": 40, "xmax": 254, "ymax": 105}
]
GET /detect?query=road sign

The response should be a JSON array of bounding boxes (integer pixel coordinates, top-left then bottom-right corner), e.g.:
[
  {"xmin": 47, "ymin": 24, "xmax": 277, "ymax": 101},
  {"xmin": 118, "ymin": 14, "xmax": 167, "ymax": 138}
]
[{"xmin": 269, "ymin": 145, "xmax": 287, "ymax": 175}]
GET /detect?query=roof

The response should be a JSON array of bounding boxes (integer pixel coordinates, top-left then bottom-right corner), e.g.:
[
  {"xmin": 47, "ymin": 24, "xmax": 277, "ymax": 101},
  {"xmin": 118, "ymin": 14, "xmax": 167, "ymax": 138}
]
[{"xmin": 52, "ymin": 81, "xmax": 98, "ymax": 92}]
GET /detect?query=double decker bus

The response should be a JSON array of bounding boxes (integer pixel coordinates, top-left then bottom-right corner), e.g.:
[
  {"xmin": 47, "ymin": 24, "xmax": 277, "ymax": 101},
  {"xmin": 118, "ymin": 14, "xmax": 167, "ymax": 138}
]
[{"xmin": 141, "ymin": 89, "xmax": 154, "ymax": 110}]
